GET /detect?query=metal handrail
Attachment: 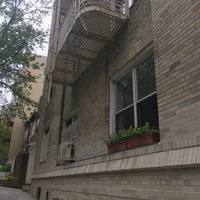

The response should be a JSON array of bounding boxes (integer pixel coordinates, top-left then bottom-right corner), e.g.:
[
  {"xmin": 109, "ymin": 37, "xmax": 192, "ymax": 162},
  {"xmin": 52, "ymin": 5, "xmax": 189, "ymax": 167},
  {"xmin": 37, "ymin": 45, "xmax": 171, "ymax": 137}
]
[
  {"xmin": 79, "ymin": 0, "xmax": 126, "ymax": 14},
  {"xmin": 60, "ymin": 121, "xmax": 77, "ymax": 143}
]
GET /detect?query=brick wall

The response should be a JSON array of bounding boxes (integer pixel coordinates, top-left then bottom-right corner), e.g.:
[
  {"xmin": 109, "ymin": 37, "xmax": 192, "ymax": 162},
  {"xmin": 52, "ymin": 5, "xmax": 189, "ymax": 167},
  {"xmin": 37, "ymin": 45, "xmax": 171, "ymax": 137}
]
[
  {"xmin": 31, "ymin": 167, "xmax": 200, "ymax": 200},
  {"xmin": 33, "ymin": 0, "xmax": 153, "ymax": 167},
  {"xmin": 152, "ymin": 0, "xmax": 200, "ymax": 142},
  {"xmin": 107, "ymin": 0, "xmax": 153, "ymax": 76},
  {"xmin": 31, "ymin": 0, "xmax": 200, "ymax": 199},
  {"xmin": 34, "ymin": 84, "xmax": 63, "ymax": 173},
  {"xmin": 66, "ymin": 0, "xmax": 153, "ymax": 161},
  {"xmin": 74, "ymin": 50, "xmax": 109, "ymax": 160}
]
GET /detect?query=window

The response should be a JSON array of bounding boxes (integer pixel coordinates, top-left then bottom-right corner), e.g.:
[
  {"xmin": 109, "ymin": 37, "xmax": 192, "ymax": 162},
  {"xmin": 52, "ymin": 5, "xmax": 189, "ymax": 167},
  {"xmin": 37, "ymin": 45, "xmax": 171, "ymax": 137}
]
[
  {"xmin": 45, "ymin": 72, "xmax": 53, "ymax": 105},
  {"xmin": 50, "ymin": 85, "xmax": 54, "ymax": 100},
  {"xmin": 136, "ymin": 56, "xmax": 158, "ymax": 127},
  {"xmin": 58, "ymin": 115, "xmax": 77, "ymax": 162},
  {"xmin": 61, "ymin": 115, "xmax": 77, "ymax": 143},
  {"xmin": 30, "ymin": 120, "xmax": 37, "ymax": 138},
  {"xmin": 39, "ymin": 129, "xmax": 50, "ymax": 163},
  {"xmin": 112, "ymin": 54, "xmax": 158, "ymax": 132},
  {"xmin": 116, "ymin": 72, "xmax": 134, "ymax": 131}
]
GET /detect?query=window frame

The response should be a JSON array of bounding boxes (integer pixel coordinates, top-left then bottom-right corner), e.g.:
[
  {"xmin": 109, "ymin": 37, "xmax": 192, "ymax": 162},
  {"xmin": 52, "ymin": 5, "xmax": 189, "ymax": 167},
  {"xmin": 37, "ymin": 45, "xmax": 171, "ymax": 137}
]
[
  {"xmin": 61, "ymin": 112, "xmax": 78, "ymax": 144},
  {"xmin": 110, "ymin": 45, "xmax": 157, "ymax": 133},
  {"xmin": 58, "ymin": 112, "xmax": 78, "ymax": 163}
]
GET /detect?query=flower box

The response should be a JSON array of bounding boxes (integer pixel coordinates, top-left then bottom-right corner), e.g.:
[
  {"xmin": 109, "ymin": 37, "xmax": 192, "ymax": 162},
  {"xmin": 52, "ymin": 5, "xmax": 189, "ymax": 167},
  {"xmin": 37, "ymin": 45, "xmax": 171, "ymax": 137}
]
[
  {"xmin": 126, "ymin": 133, "xmax": 160, "ymax": 149},
  {"xmin": 103, "ymin": 123, "xmax": 159, "ymax": 153},
  {"xmin": 107, "ymin": 141, "xmax": 127, "ymax": 153}
]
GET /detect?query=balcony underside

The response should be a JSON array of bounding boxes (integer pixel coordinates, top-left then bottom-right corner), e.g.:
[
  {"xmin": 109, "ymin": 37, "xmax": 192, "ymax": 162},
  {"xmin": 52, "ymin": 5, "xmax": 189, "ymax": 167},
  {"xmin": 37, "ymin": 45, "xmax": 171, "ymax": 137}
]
[{"xmin": 52, "ymin": 8, "xmax": 127, "ymax": 85}]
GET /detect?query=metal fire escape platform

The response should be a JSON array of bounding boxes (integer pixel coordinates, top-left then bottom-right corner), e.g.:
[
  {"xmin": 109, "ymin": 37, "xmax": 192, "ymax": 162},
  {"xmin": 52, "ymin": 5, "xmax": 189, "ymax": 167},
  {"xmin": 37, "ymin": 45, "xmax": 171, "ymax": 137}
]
[{"xmin": 51, "ymin": 0, "xmax": 129, "ymax": 85}]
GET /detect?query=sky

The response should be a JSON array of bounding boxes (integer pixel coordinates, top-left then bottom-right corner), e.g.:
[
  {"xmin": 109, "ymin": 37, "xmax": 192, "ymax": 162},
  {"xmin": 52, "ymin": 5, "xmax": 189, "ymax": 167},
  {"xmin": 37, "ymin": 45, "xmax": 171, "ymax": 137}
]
[
  {"xmin": 34, "ymin": 13, "xmax": 52, "ymax": 57},
  {"xmin": 34, "ymin": 41, "xmax": 50, "ymax": 57}
]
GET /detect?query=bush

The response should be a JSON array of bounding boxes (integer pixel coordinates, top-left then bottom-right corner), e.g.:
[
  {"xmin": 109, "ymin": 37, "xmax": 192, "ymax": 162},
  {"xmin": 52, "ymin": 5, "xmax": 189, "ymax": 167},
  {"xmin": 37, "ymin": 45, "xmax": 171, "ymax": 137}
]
[
  {"xmin": 0, "ymin": 163, "xmax": 11, "ymax": 172},
  {"xmin": 6, "ymin": 175, "xmax": 14, "ymax": 182}
]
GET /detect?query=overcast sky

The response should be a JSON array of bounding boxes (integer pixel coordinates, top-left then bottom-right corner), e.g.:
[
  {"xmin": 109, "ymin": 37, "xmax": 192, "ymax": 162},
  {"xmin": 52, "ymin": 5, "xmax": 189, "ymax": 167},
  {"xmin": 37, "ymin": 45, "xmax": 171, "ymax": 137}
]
[{"xmin": 34, "ymin": 12, "xmax": 52, "ymax": 57}]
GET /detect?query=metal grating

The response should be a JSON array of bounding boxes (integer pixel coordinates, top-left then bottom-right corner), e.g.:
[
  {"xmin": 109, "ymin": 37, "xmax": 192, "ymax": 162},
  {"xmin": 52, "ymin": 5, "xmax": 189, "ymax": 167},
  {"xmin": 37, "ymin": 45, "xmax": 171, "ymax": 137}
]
[
  {"xmin": 51, "ymin": 0, "xmax": 129, "ymax": 84},
  {"xmin": 60, "ymin": 121, "xmax": 77, "ymax": 143},
  {"xmin": 60, "ymin": 0, "xmax": 73, "ymax": 15}
]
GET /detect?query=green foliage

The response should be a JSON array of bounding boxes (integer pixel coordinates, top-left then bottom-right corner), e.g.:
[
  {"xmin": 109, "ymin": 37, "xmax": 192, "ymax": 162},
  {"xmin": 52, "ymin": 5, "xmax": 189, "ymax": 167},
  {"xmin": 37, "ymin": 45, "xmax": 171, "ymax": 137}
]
[
  {"xmin": 0, "ymin": 120, "xmax": 11, "ymax": 165},
  {"xmin": 0, "ymin": 163, "xmax": 11, "ymax": 172},
  {"xmin": 0, "ymin": 0, "xmax": 51, "ymax": 120},
  {"xmin": 0, "ymin": 103, "xmax": 15, "ymax": 123},
  {"xmin": 103, "ymin": 122, "xmax": 159, "ymax": 146},
  {"xmin": 6, "ymin": 175, "xmax": 15, "ymax": 182},
  {"xmin": 103, "ymin": 130, "xmax": 127, "ymax": 146}
]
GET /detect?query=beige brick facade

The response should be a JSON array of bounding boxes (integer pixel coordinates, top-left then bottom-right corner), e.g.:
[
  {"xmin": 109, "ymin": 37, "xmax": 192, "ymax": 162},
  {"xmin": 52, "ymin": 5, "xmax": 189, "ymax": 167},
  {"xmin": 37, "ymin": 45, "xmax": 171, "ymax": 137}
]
[
  {"xmin": 31, "ymin": 0, "xmax": 200, "ymax": 199},
  {"xmin": 32, "ymin": 168, "xmax": 200, "ymax": 200},
  {"xmin": 8, "ymin": 55, "xmax": 46, "ymax": 161},
  {"xmin": 152, "ymin": 0, "xmax": 200, "ymax": 143}
]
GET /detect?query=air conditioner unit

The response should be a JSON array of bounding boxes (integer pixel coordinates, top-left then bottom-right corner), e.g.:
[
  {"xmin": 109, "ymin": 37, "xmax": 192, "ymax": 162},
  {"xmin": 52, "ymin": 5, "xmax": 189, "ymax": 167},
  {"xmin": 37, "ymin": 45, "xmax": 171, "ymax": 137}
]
[{"xmin": 58, "ymin": 141, "xmax": 75, "ymax": 161}]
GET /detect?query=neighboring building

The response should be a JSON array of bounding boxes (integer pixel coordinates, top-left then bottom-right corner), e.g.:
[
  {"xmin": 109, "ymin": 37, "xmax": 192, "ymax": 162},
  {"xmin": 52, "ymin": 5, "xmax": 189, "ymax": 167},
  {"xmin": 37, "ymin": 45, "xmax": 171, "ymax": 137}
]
[
  {"xmin": 23, "ymin": 108, "xmax": 40, "ymax": 186},
  {"xmin": 31, "ymin": 0, "xmax": 200, "ymax": 199},
  {"xmin": 8, "ymin": 55, "xmax": 46, "ymax": 187}
]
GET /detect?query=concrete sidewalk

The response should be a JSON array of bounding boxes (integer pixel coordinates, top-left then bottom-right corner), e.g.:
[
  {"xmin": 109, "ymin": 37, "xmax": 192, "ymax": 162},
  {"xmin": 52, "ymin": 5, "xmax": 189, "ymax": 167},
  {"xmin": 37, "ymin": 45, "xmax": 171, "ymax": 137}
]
[{"xmin": 0, "ymin": 186, "xmax": 34, "ymax": 200}]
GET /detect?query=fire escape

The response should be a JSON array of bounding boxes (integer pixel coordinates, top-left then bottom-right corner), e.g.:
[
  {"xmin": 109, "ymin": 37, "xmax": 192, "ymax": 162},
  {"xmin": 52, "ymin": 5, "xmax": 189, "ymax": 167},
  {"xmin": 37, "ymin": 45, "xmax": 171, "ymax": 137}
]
[{"xmin": 47, "ymin": 0, "xmax": 130, "ymax": 85}]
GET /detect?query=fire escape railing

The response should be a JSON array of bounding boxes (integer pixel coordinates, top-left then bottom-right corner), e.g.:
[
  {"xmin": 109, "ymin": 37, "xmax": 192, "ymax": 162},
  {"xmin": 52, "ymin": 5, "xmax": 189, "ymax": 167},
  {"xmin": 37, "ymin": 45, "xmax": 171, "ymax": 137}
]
[
  {"xmin": 46, "ymin": 0, "xmax": 129, "ymax": 84},
  {"xmin": 57, "ymin": 0, "xmax": 129, "ymax": 53}
]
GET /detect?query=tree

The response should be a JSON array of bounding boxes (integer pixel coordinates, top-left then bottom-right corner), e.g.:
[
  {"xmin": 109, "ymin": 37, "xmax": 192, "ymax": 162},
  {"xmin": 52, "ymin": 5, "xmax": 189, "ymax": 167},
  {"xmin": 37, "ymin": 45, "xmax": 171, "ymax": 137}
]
[
  {"xmin": 0, "ymin": 120, "xmax": 11, "ymax": 165},
  {"xmin": 0, "ymin": 103, "xmax": 15, "ymax": 124},
  {"xmin": 0, "ymin": 0, "xmax": 51, "ymax": 120}
]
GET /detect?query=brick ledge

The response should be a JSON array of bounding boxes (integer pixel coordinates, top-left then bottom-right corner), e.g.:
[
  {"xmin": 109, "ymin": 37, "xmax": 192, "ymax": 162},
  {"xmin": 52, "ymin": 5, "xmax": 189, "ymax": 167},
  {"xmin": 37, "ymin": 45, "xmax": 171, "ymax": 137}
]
[{"xmin": 32, "ymin": 146, "xmax": 200, "ymax": 179}]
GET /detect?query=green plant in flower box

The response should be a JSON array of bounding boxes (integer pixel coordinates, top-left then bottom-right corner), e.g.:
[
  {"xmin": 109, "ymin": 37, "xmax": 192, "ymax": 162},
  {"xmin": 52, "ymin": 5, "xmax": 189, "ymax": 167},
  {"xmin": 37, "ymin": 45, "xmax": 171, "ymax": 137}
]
[
  {"xmin": 103, "ymin": 129, "xmax": 127, "ymax": 146},
  {"xmin": 103, "ymin": 122, "xmax": 159, "ymax": 146}
]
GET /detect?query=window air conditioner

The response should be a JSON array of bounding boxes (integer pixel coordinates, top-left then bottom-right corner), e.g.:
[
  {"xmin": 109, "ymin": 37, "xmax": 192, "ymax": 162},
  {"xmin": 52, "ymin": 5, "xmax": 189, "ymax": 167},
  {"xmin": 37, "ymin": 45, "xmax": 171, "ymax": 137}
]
[{"xmin": 58, "ymin": 141, "xmax": 75, "ymax": 161}]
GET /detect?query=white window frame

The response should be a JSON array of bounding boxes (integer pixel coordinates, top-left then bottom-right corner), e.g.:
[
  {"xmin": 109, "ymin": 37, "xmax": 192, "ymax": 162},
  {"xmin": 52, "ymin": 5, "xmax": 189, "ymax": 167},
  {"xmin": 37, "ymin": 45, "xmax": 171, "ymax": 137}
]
[
  {"xmin": 58, "ymin": 112, "xmax": 77, "ymax": 162},
  {"xmin": 110, "ymin": 45, "xmax": 155, "ymax": 133},
  {"xmin": 61, "ymin": 114, "xmax": 77, "ymax": 143}
]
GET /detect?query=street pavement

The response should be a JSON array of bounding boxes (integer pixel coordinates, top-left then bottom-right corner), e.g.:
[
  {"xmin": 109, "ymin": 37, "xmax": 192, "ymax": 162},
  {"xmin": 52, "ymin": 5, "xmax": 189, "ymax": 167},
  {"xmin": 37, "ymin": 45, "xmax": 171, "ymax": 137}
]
[{"xmin": 0, "ymin": 186, "xmax": 35, "ymax": 200}]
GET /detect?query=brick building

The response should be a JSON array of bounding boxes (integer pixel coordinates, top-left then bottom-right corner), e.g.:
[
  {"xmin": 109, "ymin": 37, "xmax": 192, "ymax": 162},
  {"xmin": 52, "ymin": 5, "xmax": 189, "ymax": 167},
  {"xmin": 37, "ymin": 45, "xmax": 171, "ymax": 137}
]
[
  {"xmin": 8, "ymin": 55, "xmax": 46, "ymax": 188},
  {"xmin": 31, "ymin": 0, "xmax": 200, "ymax": 199}
]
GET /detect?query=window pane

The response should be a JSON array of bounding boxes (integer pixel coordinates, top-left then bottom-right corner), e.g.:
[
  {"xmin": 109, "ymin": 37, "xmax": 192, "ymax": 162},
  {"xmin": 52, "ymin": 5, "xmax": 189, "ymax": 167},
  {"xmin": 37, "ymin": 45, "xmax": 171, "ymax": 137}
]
[
  {"xmin": 116, "ymin": 106, "xmax": 134, "ymax": 132},
  {"xmin": 66, "ymin": 118, "xmax": 72, "ymax": 127},
  {"xmin": 117, "ymin": 72, "xmax": 133, "ymax": 111},
  {"xmin": 137, "ymin": 56, "xmax": 156, "ymax": 100},
  {"xmin": 137, "ymin": 94, "xmax": 159, "ymax": 128}
]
